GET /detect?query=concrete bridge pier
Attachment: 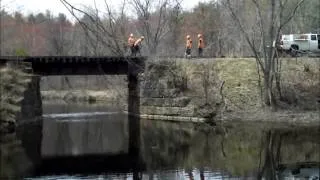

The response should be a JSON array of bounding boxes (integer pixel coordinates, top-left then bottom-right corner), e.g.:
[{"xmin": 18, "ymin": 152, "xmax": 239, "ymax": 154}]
[
  {"xmin": 16, "ymin": 74, "xmax": 43, "ymax": 170},
  {"xmin": 18, "ymin": 75, "xmax": 43, "ymax": 121},
  {"xmin": 128, "ymin": 62, "xmax": 142, "ymax": 160}
]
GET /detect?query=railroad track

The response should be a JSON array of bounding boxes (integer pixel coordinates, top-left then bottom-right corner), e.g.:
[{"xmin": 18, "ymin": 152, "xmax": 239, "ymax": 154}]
[
  {"xmin": 0, "ymin": 55, "xmax": 319, "ymax": 63},
  {"xmin": 150, "ymin": 55, "xmax": 320, "ymax": 59}
]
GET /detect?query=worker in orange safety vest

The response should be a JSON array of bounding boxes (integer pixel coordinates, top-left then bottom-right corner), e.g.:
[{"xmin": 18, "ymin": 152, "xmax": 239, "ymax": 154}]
[
  {"xmin": 133, "ymin": 36, "xmax": 144, "ymax": 56},
  {"xmin": 197, "ymin": 33, "xmax": 205, "ymax": 57},
  {"xmin": 185, "ymin": 35, "xmax": 192, "ymax": 58}
]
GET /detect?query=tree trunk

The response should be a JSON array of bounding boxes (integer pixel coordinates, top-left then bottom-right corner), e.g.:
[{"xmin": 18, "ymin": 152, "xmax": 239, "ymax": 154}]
[
  {"xmin": 263, "ymin": 71, "xmax": 275, "ymax": 109},
  {"xmin": 274, "ymin": 53, "xmax": 282, "ymax": 99}
]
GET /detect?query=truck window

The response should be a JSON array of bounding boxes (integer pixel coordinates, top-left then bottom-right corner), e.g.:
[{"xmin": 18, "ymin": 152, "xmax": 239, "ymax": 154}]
[{"xmin": 311, "ymin": 35, "xmax": 317, "ymax": 40}]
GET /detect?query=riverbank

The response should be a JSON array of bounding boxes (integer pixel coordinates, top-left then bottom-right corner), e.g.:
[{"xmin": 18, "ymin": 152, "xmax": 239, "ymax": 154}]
[
  {"xmin": 123, "ymin": 110, "xmax": 320, "ymax": 126},
  {"xmin": 38, "ymin": 57, "xmax": 319, "ymax": 123}
]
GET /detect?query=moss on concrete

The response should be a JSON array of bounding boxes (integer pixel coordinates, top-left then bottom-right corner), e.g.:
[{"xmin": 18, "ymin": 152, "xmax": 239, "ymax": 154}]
[{"xmin": 0, "ymin": 67, "xmax": 30, "ymax": 133}]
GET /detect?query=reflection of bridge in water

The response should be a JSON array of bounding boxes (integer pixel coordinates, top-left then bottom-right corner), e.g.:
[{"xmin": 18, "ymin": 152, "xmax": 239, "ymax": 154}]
[
  {"xmin": 0, "ymin": 56, "xmax": 147, "ymax": 175},
  {"xmin": 39, "ymin": 111, "xmax": 145, "ymax": 176}
]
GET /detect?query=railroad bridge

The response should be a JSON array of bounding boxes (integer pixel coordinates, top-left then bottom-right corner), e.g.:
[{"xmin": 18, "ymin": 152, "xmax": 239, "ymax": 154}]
[
  {"xmin": 0, "ymin": 56, "xmax": 146, "ymax": 116},
  {"xmin": 0, "ymin": 56, "xmax": 146, "ymax": 172},
  {"xmin": 1, "ymin": 55, "xmax": 145, "ymax": 122}
]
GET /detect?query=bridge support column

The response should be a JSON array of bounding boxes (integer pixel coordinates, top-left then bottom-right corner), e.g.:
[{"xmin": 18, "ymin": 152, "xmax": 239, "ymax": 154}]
[
  {"xmin": 16, "ymin": 74, "xmax": 43, "ymax": 169},
  {"xmin": 127, "ymin": 64, "xmax": 141, "ymax": 158},
  {"xmin": 18, "ymin": 75, "xmax": 42, "ymax": 122}
]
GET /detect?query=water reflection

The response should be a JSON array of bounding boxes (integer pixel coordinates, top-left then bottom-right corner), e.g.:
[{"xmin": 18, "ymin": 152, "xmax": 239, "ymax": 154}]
[
  {"xmin": 42, "ymin": 102, "xmax": 121, "ymax": 114},
  {"xmin": 2, "ymin": 103, "xmax": 319, "ymax": 179},
  {"xmin": 0, "ymin": 133, "xmax": 34, "ymax": 179},
  {"xmin": 141, "ymin": 120, "xmax": 320, "ymax": 179},
  {"xmin": 41, "ymin": 112, "xmax": 129, "ymax": 157}
]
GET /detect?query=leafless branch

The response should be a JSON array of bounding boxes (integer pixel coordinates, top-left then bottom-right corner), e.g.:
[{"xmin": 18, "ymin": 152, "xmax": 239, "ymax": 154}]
[{"xmin": 224, "ymin": 0, "xmax": 265, "ymax": 73}]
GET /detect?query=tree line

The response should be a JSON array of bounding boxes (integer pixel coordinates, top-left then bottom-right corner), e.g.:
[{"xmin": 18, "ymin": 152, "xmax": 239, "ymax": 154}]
[{"xmin": 0, "ymin": 0, "xmax": 319, "ymax": 57}]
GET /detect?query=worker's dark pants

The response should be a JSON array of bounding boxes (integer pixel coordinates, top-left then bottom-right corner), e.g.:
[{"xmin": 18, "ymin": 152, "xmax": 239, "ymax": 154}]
[
  {"xmin": 134, "ymin": 46, "xmax": 141, "ymax": 56},
  {"xmin": 130, "ymin": 45, "xmax": 135, "ymax": 56},
  {"xmin": 185, "ymin": 48, "xmax": 191, "ymax": 55},
  {"xmin": 198, "ymin": 48, "xmax": 203, "ymax": 57}
]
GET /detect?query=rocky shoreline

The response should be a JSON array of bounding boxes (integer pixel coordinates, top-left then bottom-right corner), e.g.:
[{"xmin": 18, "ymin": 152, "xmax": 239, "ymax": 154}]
[
  {"xmin": 41, "ymin": 90, "xmax": 124, "ymax": 103},
  {"xmin": 122, "ymin": 110, "xmax": 320, "ymax": 125}
]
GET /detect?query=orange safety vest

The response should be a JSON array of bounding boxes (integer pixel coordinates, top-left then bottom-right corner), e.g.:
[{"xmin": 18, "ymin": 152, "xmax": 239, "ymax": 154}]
[
  {"xmin": 198, "ymin": 37, "xmax": 204, "ymax": 48},
  {"xmin": 128, "ymin": 37, "xmax": 135, "ymax": 47},
  {"xmin": 186, "ymin": 39, "xmax": 192, "ymax": 49},
  {"xmin": 134, "ymin": 38, "xmax": 143, "ymax": 47}
]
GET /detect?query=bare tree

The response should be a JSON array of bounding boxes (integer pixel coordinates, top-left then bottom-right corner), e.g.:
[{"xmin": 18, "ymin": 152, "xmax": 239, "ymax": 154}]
[
  {"xmin": 223, "ymin": 0, "xmax": 306, "ymax": 109},
  {"xmin": 47, "ymin": 13, "xmax": 75, "ymax": 56},
  {"xmin": 165, "ymin": 2, "xmax": 183, "ymax": 56},
  {"xmin": 60, "ymin": 0, "xmax": 181, "ymax": 56},
  {"xmin": 60, "ymin": 0, "xmax": 132, "ymax": 56},
  {"xmin": 131, "ymin": 0, "xmax": 180, "ymax": 55}
]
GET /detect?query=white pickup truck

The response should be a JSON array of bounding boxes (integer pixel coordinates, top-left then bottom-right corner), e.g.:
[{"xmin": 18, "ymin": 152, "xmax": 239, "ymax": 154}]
[{"xmin": 278, "ymin": 33, "xmax": 320, "ymax": 56}]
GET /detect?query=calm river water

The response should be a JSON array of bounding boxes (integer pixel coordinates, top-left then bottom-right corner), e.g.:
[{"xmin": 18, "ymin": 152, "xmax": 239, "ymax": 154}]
[{"xmin": 1, "ymin": 103, "xmax": 319, "ymax": 179}]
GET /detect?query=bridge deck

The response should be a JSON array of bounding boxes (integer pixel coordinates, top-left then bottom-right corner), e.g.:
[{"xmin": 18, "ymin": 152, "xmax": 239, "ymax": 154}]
[
  {"xmin": 0, "ymin": 56, "xmax": 146, "ymax": 75},
  {"xmin": 0, "ymin": 56, "xmax": 146, "ymax": 62}
]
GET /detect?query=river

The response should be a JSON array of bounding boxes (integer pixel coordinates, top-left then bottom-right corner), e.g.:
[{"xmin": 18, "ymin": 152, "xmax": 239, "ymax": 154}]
[{"xmin": 1, "ymin": 102, "xmax": 319, "ymax": 179}]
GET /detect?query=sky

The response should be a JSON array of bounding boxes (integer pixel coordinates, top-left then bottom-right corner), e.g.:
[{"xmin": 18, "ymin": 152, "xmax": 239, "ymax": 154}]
[{"xmin": 1, "ymin": 0, "xmax": 210, "ymax": 20}]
